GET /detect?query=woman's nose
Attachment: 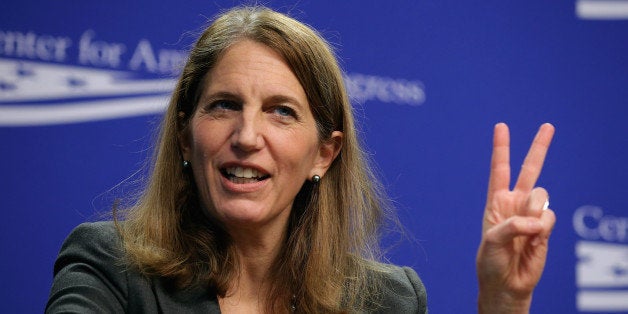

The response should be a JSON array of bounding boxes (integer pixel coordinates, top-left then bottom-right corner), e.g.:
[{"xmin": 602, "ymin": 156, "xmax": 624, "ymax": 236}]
[{"xmin": 231, "ymin": 112, "xmax": 263, "ymax": 152}]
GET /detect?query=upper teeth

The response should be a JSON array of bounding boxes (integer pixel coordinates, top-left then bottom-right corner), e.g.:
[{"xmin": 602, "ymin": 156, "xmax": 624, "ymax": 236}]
[{"xmin": 226, "ymin": 166, "xmax": 263, "ymax": 178}]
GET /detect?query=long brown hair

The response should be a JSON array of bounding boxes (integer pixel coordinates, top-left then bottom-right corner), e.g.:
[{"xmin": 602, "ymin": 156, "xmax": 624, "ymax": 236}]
[{"xmin": 117, "ymin": 6, "xmax": 395, "ymax": 312}]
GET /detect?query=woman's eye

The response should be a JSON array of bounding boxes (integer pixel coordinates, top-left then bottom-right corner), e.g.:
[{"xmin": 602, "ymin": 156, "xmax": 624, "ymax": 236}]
[
  {"xmin": 273, "ymin": 106, "xmax": 296, "ymax": 118},
  {"xmin": 209, "ymin": 100, "xmax": 240, "ymax": 111}
]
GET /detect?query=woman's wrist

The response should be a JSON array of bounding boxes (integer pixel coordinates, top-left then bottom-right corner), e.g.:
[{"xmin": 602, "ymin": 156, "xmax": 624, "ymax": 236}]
[{"xmin": 478, "ymin": 289, "xmax": 532, "ymax": 314}]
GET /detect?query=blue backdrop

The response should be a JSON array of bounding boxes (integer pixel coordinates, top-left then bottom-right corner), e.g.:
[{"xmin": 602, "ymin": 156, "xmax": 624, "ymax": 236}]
[{"xmin": 1, "ymin": 1, "xmax": 627, "ymax": 312}]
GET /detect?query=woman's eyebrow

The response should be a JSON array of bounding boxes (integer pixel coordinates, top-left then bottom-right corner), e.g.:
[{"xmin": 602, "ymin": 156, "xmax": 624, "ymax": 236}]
[
  {"xmin": 201, "ymin": 91, "xmax": 240, "ymax": 101},
  {"xmin": 265, "ymin": 94, "xmax": 304, "ymax": 107}
]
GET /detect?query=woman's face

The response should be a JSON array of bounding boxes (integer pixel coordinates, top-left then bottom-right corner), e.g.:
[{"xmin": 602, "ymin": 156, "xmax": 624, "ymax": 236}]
[{"xmin": 181, "ymin": 40, "xmax": 341, "ymax": 233}]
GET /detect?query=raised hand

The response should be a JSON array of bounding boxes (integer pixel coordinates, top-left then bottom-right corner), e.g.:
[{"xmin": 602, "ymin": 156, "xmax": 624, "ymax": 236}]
[{"xmin": 476, "ymin": 123, "xmax": 556, "ymax": 313}]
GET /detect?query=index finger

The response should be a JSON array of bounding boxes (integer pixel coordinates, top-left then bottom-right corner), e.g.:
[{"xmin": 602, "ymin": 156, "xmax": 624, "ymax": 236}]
[
  {"xmin": 514, "ymin": 123, "xmax": 555, "ymax": 192},
  {"xmin": 487, "ymin": 123, "xmax": 511, "ymax": 199}
]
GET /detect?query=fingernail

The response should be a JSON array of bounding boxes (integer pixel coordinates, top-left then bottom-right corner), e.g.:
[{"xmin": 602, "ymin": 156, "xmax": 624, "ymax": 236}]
[{"xmin": 543, "ymin": 199, "xmax": 550, "ymax": 210}]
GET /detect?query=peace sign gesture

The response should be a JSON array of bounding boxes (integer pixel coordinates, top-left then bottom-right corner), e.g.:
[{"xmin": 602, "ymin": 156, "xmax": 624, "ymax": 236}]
[{"xmin": 476, "ymin": 123, "xmax": 556, "ymax": 313}]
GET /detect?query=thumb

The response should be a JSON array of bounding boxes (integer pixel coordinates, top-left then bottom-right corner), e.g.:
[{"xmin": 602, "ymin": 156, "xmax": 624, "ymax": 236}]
[{"xmin": 484, "ymin": 216, "xmax": 544, "ymax": 245}]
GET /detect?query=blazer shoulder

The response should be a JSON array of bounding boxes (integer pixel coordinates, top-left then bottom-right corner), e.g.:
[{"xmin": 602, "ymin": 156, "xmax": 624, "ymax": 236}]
[
  {"xmin": 47, "ymin": 221, "xmax": 129, "ymax": 313},
  {"xmin": 53, "ymin": 221, "xmax": 123, "ymax": 273},
  {"xmin": 374, "ymin": 264, "xmax": 428, "ymax": 313}
]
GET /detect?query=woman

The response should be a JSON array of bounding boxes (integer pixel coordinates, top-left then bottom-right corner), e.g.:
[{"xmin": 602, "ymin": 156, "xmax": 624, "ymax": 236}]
[{"xmin": 46, "ymin": 6, "xmax": 555, "ymax": 313}]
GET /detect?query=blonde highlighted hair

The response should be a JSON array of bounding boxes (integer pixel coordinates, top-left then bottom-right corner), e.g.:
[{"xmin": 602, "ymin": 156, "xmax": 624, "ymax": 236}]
[{"xmin": 118, "ymin": 6, "xmax": 395, "ymax": 312}]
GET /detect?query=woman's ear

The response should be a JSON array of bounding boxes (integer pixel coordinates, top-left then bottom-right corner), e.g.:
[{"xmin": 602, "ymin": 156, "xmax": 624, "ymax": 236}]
[{"xmin": 311, "ymin": 131, "xmax": 343, "ymax": 178}]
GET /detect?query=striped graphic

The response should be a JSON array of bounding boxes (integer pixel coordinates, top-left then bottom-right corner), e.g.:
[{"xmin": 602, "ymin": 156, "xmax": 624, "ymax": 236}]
[
  {"xmin": 576, "ymin": 241, "xmax": 628, "ymax": 311},
  {"xmin": 577, "ymin": 0, "xmax": 628, "ymax": 19},
  {"xmin": 0, "ymin": 58, "xmax": 174, "ymax": 126}
]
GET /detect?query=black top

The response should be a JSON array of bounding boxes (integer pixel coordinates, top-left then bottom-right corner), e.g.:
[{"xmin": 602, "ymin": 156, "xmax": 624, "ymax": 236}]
[{"xmin": 46, "ymin": 222, "xmax": 428, "ymax": 313}]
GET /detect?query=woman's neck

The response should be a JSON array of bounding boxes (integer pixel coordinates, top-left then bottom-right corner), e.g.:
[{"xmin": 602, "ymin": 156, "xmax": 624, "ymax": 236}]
[
  {"xmin": 219, "ymin": 221, "xmax": 289, "ymax": 313},
  {"xmin": 229, "ymin": 217, "xmax": 288, "ymax": 280}
]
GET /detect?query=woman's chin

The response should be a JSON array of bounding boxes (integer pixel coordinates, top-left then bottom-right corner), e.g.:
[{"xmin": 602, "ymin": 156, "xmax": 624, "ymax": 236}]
[{"xmin": 209, "ymin": 203, "xmax": 290, "ymax": 232}]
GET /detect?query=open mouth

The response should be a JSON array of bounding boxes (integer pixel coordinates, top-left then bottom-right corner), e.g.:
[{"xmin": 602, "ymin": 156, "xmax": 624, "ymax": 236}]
[{"xmin": 220, "ymin": 166, "xmax": 270, "ymax": 184}]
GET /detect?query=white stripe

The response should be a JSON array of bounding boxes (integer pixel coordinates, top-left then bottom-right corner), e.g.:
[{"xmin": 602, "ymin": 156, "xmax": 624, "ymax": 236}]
[
  {"xmin": 577, "ymin": 291, "xmax": 628, "ymax": 311},
  {"xmin": 0, "ymin": 95, "xmax": 169, "ymax": 126},
  {"xmin": 0, "ymin": 80, "xmax": 175, "ymax": 102},
  {"xmin": 0, "ymin": 59, "xmax": 177, "ymax": 102},
  {"xmin": 577, "ymin": 0, "xmax": 628, "ymax": 19}
]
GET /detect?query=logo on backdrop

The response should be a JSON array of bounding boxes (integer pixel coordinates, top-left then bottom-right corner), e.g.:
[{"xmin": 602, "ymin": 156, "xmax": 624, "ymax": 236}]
[
  {"xmin": 0, "ymin": 29, "xmax": 425, "ymax": 127},
  {"xmin": 576, "ymin": 0, "xmax": 628, "ymax": 19},
  {"xmin": 573, "ymin": 205, "xmax": 628, "ymax": 312}
]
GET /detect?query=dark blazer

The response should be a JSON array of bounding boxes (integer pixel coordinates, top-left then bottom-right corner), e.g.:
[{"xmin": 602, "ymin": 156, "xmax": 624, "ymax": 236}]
[{"xmin": 46, "ymin": 222, "xmax": 427, "ymax": 313}]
